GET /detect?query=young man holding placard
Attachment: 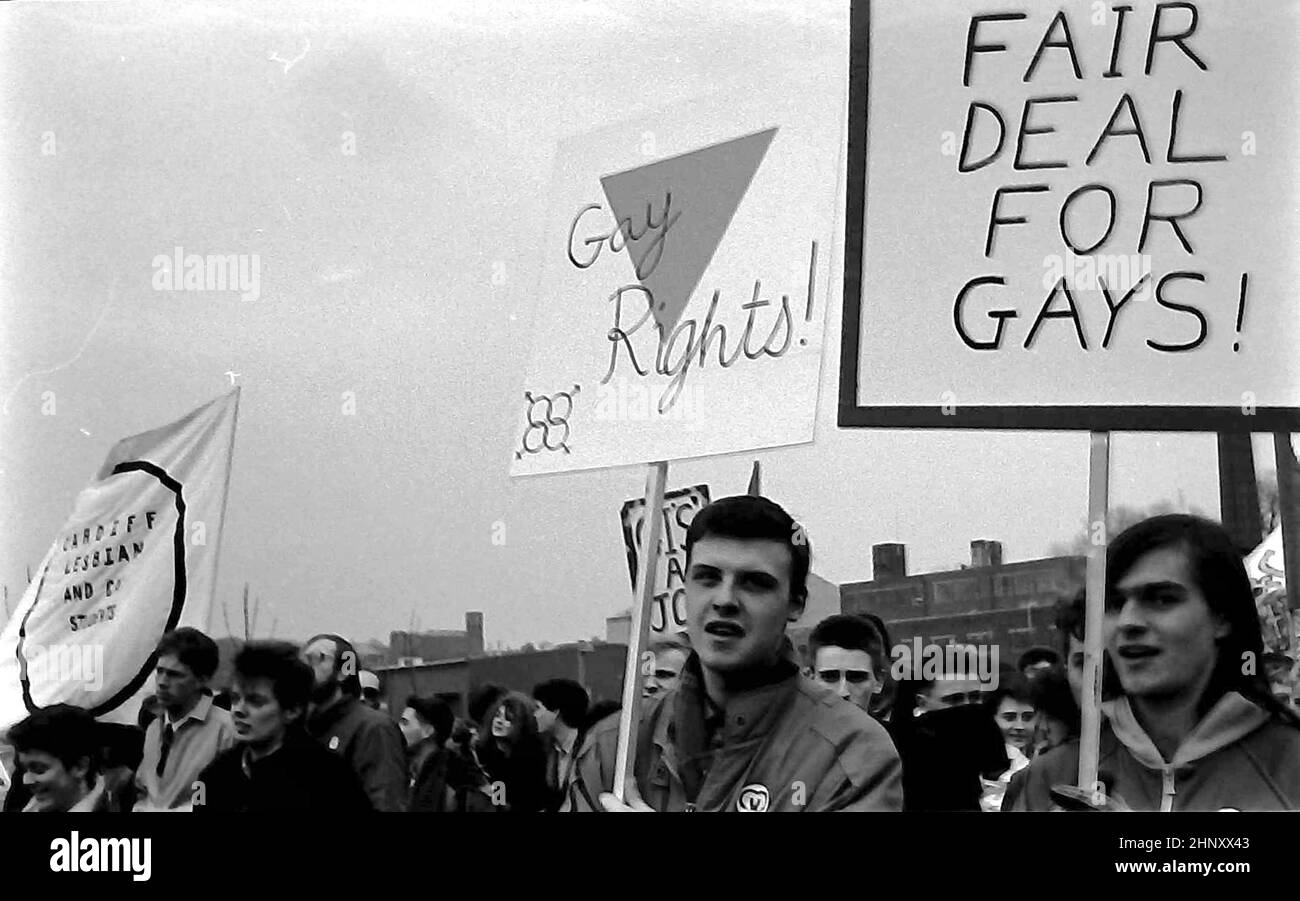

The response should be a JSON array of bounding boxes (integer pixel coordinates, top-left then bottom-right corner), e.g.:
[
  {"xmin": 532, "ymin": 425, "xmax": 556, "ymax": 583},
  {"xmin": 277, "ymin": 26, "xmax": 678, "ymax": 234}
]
[
  {"xmin": 1014, "ymin": 515, "xmax": 1300, "ymax": 811},
  {"xmin": 567, "ymin": 495, "xmax": 902, "ymax": 812}
]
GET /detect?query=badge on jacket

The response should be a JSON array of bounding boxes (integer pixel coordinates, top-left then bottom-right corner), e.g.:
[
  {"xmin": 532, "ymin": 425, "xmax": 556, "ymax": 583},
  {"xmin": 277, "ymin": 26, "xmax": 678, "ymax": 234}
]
[
  {"xmin": 737, "ymin": 784, "xmax": 769, "ymax": 812},
  {"xmin": 329, "ymin": 736, "xmax": 340, "ymax": 750}
]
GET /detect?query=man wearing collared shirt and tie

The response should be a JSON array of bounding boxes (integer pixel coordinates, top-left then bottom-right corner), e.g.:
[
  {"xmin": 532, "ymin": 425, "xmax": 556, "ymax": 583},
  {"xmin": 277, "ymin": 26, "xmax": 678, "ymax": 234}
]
[{"xmin": 134, "ymin": 628, "xmax": 235, "ymax": 811}]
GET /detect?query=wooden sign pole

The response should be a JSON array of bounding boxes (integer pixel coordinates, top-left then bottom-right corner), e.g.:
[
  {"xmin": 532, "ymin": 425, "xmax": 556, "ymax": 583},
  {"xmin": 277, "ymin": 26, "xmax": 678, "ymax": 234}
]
[
  {"xmin": 1077, "ymin": 431, "xmax": 1110, "ymax": 801},
  {"xmin": 613, "ymin": 460, "xmax": 669, "ymax": 803}
]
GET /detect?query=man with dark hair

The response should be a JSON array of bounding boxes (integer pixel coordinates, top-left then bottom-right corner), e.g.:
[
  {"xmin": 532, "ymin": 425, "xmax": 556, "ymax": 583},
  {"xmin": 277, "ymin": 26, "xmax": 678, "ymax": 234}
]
[
  {"xmin": 1016, "ymin": 515, "xmax": 1300, "ymax": 810},
  {"xmin": 533, "ymin": 678, "xmax": 589, "ymax": 810},
  {"xmin": 8, "ymin": 704, "xmax": 121, "ymax": 812},
  {"xmin": 135, "ymin": 627, "xmax": 235, "ymax": 811},
  {"xmin": 467, "ymin": 683, "xmax": 507, "ymax": 733},
  {"xmin": 807, "ymin": 614, "xmax": 886, "ymax": 716},
  {"xmin": 857, "ymin": 613, "xmax": 898, "ymax": 721},
  {"xmin": 1055, "ymin": 591, "xmax": 1086, "ymax": 706},
  {"xmin": 399, "ymin": 695, "xmax": 458, "ymax": 812},
  {"xmin": 301, "ymin": 633, "xmax": 408, "ymax": 811},
  {"xmin": 569, "ymin": 495, "xmax": 902, "ymax": 812},
  {"xmin": 195, "ymin": 641, "xmax": 370, "ymax": 812}
]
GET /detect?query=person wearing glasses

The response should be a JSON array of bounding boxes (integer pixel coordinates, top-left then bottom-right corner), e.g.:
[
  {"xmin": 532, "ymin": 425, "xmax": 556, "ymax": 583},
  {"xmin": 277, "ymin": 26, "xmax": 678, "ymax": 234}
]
[{"xmin": 807, "ymin": 614, "xmax": 886, "ymax": 717}]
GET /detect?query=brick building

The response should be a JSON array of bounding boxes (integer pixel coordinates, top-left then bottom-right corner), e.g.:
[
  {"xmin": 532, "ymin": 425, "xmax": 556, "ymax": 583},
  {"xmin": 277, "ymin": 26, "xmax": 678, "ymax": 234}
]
[
  {"xmin": 789, "ymin": 541, "xmax": 1085, "ymax": 669},
  {"xmin": 377, "ymin": 642, "xmax": 628, "ymax": 718}
]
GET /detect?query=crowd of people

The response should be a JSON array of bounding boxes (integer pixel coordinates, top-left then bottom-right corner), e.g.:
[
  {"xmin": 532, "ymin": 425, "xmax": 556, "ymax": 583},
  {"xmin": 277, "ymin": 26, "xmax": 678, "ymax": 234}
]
[{"xmin": 3, "ymin": 494, "xmax": 1300, "ymax": 812}]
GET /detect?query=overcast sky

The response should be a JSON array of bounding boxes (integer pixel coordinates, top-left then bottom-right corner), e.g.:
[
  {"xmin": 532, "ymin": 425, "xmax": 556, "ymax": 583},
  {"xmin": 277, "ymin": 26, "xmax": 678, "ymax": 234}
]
[{"xmin": 1, "ymin": 1, "xmax": 1275, "ymax": 649}]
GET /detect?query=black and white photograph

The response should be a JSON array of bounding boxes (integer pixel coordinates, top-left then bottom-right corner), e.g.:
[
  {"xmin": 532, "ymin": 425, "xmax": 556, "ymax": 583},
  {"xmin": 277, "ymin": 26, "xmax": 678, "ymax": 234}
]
[{"xmin": 0, "ymin": 0, "xmax": 1293, "ymax": 885}]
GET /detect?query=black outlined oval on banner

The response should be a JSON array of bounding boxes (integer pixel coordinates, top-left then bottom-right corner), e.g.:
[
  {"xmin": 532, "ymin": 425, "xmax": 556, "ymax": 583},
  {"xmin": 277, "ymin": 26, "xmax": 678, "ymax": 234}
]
[{"xmin": 15, "ymin": 460, "xmax": 187, "ymax": 718}]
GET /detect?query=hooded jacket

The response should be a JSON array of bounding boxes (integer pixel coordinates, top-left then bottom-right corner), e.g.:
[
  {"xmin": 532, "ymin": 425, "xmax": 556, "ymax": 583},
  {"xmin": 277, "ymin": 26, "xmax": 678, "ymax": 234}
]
[
  {"xmin": 1012, "ymin": 691, "xmax": 1300, "ymax": 811},
  {"xmin": 566, "ymin": 652, "xmax": 902, "ymax": 812}
]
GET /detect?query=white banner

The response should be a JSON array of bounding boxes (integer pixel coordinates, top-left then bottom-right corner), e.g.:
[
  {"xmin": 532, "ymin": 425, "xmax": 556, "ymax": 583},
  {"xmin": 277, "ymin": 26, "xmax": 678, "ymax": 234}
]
[{"xmin": 0, "ymin": 390, "xmax": 240, "ymax": 730}]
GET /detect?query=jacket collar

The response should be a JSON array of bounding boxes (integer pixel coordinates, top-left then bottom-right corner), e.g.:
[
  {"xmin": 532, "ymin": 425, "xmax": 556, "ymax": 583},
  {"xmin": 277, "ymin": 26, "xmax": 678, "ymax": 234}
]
[
  {"xmin": 307, "ymin": 693, "xmax": 358, "ymax": 733},
  {"xmin": 1102, "ymin": 691, "xmax": 1270, "ymax": 769},
  {"xmin": 658, "ymin": 647, "xmax": 801, "ymax": 753},
  {"xmin": 165, "ymin": 692, "xmax": 214, "ymax": 730}
]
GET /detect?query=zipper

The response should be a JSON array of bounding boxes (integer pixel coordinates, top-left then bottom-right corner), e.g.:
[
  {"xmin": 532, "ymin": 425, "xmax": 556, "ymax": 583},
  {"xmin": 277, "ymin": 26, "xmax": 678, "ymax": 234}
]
[{"xmin": 1160, "ymin": 767, "xmax": 1176, "ymax": 812}]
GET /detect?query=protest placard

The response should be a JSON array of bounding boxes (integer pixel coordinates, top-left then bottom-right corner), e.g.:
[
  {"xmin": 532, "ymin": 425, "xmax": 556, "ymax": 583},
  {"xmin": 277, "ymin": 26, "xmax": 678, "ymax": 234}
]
[
  {"xmin": 510, "ymin": 78, "xmax": 843, "ymax": 475},
  {"xmin": 842, "ymin": 0, "xmax": 1300, "ymax": 430},
  {"xmin": 620, "ymin": 484, "xmax": 710, "ymax": 636}
]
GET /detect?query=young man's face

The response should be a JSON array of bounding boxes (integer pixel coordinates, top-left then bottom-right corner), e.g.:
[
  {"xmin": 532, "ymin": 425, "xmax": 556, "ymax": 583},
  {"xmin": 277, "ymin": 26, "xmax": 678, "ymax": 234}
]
[
  {"xmin": 643, "ymin": 647, "xmax": 689, "ymax": 699},
  {"xmin": 915, "ymin": 676, "xmax": 983, "ymax": 713},
  {"xmin": 812, "ymin": 646, "xmax": 880, "ymax": 711},
  {"xmin": 1105, "ymin": 545, "xmax": 1228, "ymax": 705},
  {"xmin": 155, "ymin": 653, "xmax": 205, "ymax": 717},
  {"xmin": 230, "ymin": 677, "xmax": 295, "ymax": 750},
  {"xmin": 398, "ymin": 707, "xmax": 428, "ymax": 748},
  {"xmin": 1066, "ymin": 635, "xmax": 1085, "ymax": 707},
  {"xmin": 18, "ymin": 749, "xmax": 89, "ymax": 812},
  {"xmin": 533, "ymin": 703, "xmax": 558, "ymax": 736},
  {"xmin": 685, "ymin": 536, "xmax": 800, "ymax": 676}
]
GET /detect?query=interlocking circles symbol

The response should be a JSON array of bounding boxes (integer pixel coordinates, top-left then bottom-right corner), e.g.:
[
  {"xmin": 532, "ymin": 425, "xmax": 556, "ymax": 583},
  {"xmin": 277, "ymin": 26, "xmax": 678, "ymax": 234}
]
[{"xmin": 516, "ymin": 385, "xmax": 580, "ymax": 459}]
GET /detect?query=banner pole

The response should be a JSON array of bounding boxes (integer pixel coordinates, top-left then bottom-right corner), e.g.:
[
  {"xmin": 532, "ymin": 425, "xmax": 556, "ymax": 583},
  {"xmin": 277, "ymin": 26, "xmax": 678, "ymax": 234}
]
[
  {"xmin": 613, "ymin": 460, "xmax": 668, "ymax": 803},
  {"xmin": 1078, "ymin": 431, "xmax": 1110, "ymax": 801}
]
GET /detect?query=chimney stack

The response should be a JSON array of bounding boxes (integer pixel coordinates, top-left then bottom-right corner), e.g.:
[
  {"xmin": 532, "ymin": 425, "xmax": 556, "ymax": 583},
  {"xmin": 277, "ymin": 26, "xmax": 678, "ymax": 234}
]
[
  {"xmin": 872, "ymin": 543, "xmax": 907, "ymax": 581},
  {"xmin": 970, "ymin": 540, "xmax": 1003, "ymax": 569},
  {"xmin": 465, "ymin": 611, "xmax": 484, "ymax": 657}
]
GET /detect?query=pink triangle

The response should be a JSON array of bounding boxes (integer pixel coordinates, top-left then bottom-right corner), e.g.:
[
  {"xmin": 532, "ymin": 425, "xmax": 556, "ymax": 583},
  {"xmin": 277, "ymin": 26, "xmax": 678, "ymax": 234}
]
[{"xmin": 600, "ymin": 127, "xmax": 777, "ymax": 333}]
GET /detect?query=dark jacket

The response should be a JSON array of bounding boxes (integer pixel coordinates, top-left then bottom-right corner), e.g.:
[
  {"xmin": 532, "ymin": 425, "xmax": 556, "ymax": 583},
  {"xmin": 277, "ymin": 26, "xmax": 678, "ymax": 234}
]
[
  {"xmin": 306, "ymin": 695, "xmax": 409, "ymax": 812},
  {"xmin": 888, "ymin": 704, "xmax": 1008, "ymax": 811},
  {"xmin": 445, "ymin": 741, "xmax": 497, "ymax": 813},
  {"xmin": 194, "ymin": 731, "xmax": 371, "ymax": 813},
  {"xmin": 409, "ymin": 739, "xmax": 455, "ymax": 812},
  {"xmin": 475, "ymin": 737, "xmax": 550, "ymax": 813},
  {"xmin": 567, "ymin": 652, "xmax": 902, "ymax": 812},
  {"xmin": 1013, "ymin": 692, "xmax": 1300, "ymax": 811}
]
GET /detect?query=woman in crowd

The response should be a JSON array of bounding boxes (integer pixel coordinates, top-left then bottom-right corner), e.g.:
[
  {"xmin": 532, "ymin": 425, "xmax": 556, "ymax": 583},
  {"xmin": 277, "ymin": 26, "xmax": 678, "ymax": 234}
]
[
  {"xmin": 7, "ymin": 704, "xmax": 122, "ymax": 812},
  {"xmin": 473, "ymin": 691, "xmax": 548, "ymax": 812},
  {"xmin": 979, "ymin": 677, "xmax": 1036, "ymax": 811}
]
